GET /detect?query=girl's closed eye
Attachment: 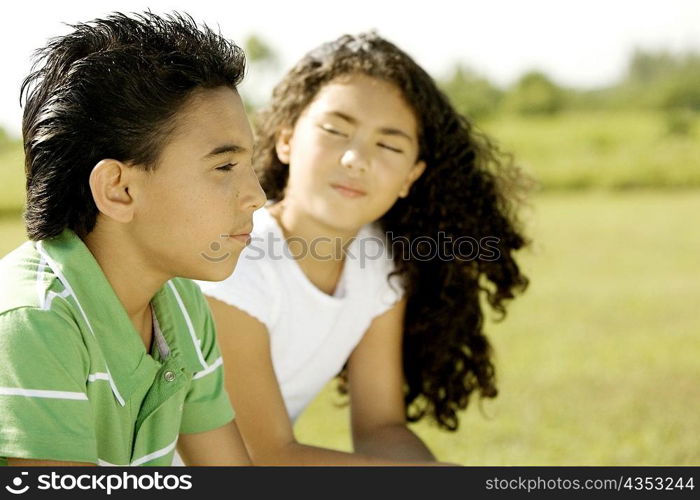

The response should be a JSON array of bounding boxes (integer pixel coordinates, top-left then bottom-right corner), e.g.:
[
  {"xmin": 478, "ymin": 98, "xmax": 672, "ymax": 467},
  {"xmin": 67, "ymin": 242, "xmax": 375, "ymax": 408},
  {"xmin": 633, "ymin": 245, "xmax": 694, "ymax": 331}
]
[
  {"xmin": 319, "ymin": 124, "xmax": 348, "ymax": 137},
  {"xmin": 377, "ymin": 142, "xmax": 404, "ymax": 154}
]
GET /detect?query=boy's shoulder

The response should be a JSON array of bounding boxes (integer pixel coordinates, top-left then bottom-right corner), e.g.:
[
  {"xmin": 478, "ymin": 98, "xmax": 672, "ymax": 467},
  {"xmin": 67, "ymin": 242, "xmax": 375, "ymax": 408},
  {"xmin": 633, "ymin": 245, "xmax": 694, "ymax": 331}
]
[
  {"xmin": 0, "ymin": 240, "xmax": 84, "ymax": 353},
  {"xmin": 0, "ymin": 240, "xmax": 69, "ymax": 316}
]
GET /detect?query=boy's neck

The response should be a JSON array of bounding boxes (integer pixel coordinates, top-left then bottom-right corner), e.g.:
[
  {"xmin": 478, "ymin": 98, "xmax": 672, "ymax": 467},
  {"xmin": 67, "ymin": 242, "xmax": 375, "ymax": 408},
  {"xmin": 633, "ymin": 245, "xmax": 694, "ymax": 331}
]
[{"xmin": 83, "ymin": 225, "xmax": 164, "ymax": 351}]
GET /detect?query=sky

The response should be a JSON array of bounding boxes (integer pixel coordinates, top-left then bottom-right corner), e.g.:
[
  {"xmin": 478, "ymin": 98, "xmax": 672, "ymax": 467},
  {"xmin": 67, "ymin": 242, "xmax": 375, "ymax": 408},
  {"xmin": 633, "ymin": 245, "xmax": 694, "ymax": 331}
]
[{"xmin": 0, "ymin": 0, "xmax": 698, "ymax": 135}]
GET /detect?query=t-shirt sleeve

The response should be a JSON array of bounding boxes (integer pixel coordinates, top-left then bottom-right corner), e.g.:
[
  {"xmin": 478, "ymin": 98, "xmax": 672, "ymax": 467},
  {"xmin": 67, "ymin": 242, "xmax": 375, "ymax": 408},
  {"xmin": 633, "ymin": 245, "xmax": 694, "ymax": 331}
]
[
  {"xmin": 371, "ymin": 238, "xmax": 406, "ymax": 319},
  {"xmin": 0, "ymin": 307, "xmax": 97, "ymax": 464},
  {"xmin": 178, "ymin": 281, "xmax": 235, "ymax": 434},
  {"xmin": 196, "ymin": 255, "xmax": 278, "ymax": 330}
]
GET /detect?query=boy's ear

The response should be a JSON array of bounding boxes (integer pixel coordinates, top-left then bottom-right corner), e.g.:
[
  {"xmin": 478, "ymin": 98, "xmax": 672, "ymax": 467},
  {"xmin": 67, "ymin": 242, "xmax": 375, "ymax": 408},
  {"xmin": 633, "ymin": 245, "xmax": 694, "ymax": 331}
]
[
  {"xmin": 399, "ymin": 160, "xmax": 427, "ymax": 198},
  {"xmin": 89, "ymin": 159, "xmax": 136, "ymax": 223},
  {"xmin": 274, "ymin": 128, "xmax": 293, "ymax": 165}
]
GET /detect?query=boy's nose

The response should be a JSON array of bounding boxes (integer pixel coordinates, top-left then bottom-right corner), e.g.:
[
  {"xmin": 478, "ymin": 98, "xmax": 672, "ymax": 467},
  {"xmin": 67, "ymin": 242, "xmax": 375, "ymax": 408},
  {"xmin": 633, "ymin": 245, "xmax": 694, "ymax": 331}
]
[{"xmin": 241, "ymin": 166, "xmax": 267, "ymax": 210}]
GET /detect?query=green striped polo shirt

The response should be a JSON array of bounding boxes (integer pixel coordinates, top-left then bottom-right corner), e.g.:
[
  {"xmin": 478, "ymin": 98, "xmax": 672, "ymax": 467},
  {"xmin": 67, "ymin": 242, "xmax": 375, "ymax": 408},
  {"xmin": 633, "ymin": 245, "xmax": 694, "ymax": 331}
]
[{"xmin": 0, "ymin": 229, "xmax": 234, "ymax": 466}]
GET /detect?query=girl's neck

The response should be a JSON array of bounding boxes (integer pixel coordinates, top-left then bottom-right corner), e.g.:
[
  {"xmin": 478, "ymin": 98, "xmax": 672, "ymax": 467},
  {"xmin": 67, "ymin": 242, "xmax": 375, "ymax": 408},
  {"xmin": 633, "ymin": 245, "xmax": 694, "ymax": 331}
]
[
  {"xmin": 268, "ymin": 201, "xmax": 360, "ymax": 296},
  {"xmin": 268, "ymin": 201, "xmax": 359, "ymax": 261}
]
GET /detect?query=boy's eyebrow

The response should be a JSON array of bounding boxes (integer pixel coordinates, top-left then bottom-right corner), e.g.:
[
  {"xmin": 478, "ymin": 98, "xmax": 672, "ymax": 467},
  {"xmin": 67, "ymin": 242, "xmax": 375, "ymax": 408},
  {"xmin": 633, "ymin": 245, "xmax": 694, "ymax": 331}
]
[
  {"xmin": 329, "ymin": 111, "xmax": 413, "ymax": 143},
  {"xmin": 202, "ymin": 144, "xmax": 247, "ymax": 158}
]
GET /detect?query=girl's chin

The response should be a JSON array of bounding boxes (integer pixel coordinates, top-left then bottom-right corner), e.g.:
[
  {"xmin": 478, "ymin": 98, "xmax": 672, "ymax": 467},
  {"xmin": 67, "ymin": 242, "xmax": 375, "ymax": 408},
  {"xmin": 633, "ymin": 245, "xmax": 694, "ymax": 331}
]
[
  {"xmin": 310, "ymin": 203, "xmax": 367, "ymax": 230},
  {"xmin": 289, "ymin": 197, "xmax": 377, "ymax": 232}
]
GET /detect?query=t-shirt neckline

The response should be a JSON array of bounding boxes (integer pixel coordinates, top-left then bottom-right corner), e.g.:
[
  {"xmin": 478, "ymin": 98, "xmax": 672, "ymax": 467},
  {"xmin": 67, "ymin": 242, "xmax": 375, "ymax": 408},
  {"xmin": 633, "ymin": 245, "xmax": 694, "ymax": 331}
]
[{"xmin": 259, "ymin": 206, "xmax": 357, "ymax": 305}]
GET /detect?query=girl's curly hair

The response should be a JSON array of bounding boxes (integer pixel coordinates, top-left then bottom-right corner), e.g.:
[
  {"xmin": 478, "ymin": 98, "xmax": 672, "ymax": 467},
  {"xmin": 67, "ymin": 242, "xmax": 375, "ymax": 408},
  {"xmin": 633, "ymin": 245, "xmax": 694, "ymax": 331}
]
[{"xmin": 254, "ymin": 32, "xmax": 530, "ymax": 431}]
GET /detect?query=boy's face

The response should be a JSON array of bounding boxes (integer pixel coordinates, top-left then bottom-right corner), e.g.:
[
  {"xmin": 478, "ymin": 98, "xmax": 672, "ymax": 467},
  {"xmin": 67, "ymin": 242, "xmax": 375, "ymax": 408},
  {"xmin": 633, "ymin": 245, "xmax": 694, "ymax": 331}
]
[{"xmin": 130, "ymin": 86, "xmax": 265, "ymax": 281}]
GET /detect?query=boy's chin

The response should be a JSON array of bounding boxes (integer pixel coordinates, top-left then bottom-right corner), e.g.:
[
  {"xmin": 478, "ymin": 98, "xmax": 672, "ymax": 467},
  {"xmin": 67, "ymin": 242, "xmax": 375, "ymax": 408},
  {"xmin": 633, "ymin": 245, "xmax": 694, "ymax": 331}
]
[{"xmin": 184, "ymin": 256, "xmax": 240, "ymax": 283}]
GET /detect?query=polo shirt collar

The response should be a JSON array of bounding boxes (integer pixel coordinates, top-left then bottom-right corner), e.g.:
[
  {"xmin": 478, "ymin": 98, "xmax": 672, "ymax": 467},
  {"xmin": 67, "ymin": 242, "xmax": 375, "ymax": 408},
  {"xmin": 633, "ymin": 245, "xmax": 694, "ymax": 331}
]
[{"xmin": 36, "ymin": 229, "xmax": 194, "ymax": 406}]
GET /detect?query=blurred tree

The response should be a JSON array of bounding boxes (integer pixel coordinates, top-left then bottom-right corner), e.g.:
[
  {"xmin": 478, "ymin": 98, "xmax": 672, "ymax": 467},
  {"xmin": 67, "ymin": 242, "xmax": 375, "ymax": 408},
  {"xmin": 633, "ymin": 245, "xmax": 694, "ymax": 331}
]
[
  {"xmin": 655, "ymin": 65, "xmax": 700, "ymax": 111},
  {"xmin": 240, "ymin": 34, "xmax": 281, "ymax": 112},
  {"xmin": 244, "ymin": 34, "xmax": 277, "ymax": 66},
  {"xmin": 622, "ymin": 49, "xmax": 700, "ymax": 111},
  {"xmin": 626, "ymin": 49, "xmax": 678, "ymax": 84},
  {"xmin": 439, "ymin": 64, "xmax": 502, "ymax": 119},
  {"xmin": 503, "ymin": 71, "xmax": 565, "ymax": 115}
]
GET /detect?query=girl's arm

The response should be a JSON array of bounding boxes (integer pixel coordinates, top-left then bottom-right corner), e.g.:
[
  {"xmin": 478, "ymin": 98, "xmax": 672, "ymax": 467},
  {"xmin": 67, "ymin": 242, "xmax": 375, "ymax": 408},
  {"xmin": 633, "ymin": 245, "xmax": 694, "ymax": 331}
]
[
  {"xmin": 206, "ymin": 296, "xmax": 441, "ymax": 466},
  {"xmin": 177, "ymin": 420, "xmax": 252, "ymax": 465},
  {"xmin": 347, "ymin": 299, "xmax": 437, "ymax": 461}
]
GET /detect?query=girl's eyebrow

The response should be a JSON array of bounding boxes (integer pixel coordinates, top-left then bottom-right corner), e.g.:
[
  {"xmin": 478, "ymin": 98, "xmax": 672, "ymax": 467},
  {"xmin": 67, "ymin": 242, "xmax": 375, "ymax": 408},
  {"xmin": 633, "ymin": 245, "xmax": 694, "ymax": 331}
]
[
  {"xmin": 379, "ymin": 127, "xmax": 413, "ymax": 143},
  {"xmin": 328, "ymin": 111, "xmax": 414, "ymax": 143},
  {"xmin": 329, "ymin": 110, "xmax": 356, "ymax": 124}
]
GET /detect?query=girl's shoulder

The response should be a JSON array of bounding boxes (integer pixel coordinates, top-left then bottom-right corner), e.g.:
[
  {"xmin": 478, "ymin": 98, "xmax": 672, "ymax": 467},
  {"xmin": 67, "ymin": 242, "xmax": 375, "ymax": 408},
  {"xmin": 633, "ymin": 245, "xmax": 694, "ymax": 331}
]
[
  {"xmin": 355, "ymin": 222, "xmax": 391, "ymax": 256},
  {"xmin": 350, "ymin": 223, "xmax": 400, "ymax": 284},
  {"xmin": 349, "ymin": 223, "xmax": 404, "ymax": 315}
]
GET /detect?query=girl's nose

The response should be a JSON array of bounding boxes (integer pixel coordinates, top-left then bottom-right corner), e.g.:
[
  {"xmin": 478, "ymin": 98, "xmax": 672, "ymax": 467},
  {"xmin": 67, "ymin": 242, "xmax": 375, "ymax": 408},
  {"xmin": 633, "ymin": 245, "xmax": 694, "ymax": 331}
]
[{"xmin": 340, "ymin": 148, "xmax": 369, "ymax": 173}]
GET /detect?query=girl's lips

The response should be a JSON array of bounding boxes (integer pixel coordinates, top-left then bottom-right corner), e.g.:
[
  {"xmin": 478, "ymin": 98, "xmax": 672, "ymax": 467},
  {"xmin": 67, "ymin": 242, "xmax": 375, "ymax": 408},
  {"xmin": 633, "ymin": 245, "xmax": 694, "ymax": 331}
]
[{"xmin": 331, "ymin": 183, "xmax": 367, "ymax": 198}]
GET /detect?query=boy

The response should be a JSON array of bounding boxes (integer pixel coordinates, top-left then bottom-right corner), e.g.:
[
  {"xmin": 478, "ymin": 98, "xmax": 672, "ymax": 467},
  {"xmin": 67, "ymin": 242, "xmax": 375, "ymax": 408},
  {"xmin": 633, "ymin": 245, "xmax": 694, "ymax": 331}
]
[{"xmin": 0, "ymin": 12, "xmax": 265, "ymax": 466}]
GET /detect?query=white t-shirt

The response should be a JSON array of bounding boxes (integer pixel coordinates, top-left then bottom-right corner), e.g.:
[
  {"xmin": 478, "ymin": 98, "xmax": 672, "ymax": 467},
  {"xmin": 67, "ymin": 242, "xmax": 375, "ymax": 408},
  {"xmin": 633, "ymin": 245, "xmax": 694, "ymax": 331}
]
[{"xmin": 198, "ymin": 206, "xmax": 403, "ymax": 421}]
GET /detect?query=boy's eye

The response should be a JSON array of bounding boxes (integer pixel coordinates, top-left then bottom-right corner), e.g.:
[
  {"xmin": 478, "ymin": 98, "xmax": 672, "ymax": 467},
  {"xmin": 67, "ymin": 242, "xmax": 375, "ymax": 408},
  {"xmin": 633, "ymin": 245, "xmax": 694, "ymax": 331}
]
[
  {"xmin": 320, "ymin": 125, "xmax": 348, "ymax": 137},
  {"xmin": 378, "ymin": 143, "xmax": 403, "ymax": 154},
  {"xmin": 216, "ymin": 163, "xmax": 237, "ymax": 171}
]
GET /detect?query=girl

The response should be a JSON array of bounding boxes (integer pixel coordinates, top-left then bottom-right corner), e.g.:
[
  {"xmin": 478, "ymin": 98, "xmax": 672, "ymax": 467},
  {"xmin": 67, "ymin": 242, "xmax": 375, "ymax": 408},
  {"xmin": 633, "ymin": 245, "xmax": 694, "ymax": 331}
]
[{"xmin": 199, "ymin": 32, "xmax": 529, "ymax": 465}]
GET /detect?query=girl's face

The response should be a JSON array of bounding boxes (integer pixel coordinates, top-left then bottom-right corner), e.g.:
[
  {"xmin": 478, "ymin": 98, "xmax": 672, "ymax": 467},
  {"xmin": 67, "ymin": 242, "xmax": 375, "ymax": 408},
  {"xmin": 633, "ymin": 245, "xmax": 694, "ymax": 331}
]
[{"xmin": 276, "ymin": 73, "xmax": 426, "ymax": 232}]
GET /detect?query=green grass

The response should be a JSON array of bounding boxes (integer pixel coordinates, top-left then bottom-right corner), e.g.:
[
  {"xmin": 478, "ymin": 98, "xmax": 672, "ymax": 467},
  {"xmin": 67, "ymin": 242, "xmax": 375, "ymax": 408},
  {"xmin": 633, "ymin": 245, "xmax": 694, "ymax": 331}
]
[
  {"xmin": 0, "ymin": 143, "xmax": 24, "ymax": 214},
  {"xmin": 482, "ymin": 110, "xmax": 700, "ymax": 190},
  {"xmin": 1, "ymin": 189, "xmax": 698, "ymax": 465},
  {"xmin": 294, "ymin": 191, "xmax": 700, "ymax": 465},
  {"xmin": 0, "ymin": 213, "xmax": 25, "ymax": 256}
]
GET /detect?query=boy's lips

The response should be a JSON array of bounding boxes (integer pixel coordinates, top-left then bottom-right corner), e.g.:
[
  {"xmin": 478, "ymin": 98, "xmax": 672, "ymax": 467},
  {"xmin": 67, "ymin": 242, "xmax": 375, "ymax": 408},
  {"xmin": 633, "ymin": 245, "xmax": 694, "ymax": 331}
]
[
  {"xmin": 330, "ymin": 182, "xmax": 367, "ymax": 198},
  {"xmin": 225, "ymin": 225, "xmax": 253, "ymax": 244},
  {"xmin": 230, "ymin": 234, "xmax": 251, "ymax": 244}
]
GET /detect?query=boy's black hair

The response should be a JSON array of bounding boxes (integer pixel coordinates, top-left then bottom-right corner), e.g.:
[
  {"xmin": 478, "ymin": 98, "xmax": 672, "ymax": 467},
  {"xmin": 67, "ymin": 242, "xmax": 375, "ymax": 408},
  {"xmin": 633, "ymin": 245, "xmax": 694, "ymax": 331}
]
[{"xmin": 21, "ymin": 12, "xmax": 246, "ymax": 240}]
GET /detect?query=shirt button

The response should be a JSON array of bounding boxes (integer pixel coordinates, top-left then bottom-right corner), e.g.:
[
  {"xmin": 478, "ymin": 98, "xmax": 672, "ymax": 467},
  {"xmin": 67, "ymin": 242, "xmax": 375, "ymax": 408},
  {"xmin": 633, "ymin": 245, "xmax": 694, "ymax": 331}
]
[{"xmin": 164, "ymin": 371, "xmax": 176, "ymax": 382}]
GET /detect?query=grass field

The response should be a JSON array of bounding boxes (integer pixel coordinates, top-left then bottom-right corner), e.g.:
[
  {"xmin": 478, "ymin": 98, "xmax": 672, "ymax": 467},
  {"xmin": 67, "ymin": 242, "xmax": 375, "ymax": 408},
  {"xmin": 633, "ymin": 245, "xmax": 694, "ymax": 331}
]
[
  {"xmin": 482, "ymin": 110, "xmax": 700, "ymax": 190},
  {"xmin": 0, "ymin": 144, "xmax": 23, "ymax": 214},
  {"xmin": 2, "ymin": 191, "xmax": 698, "ymax": 465},
  {"xmin": 295, "ymin": 190, "xmax": 700, "ymax": 465}
]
